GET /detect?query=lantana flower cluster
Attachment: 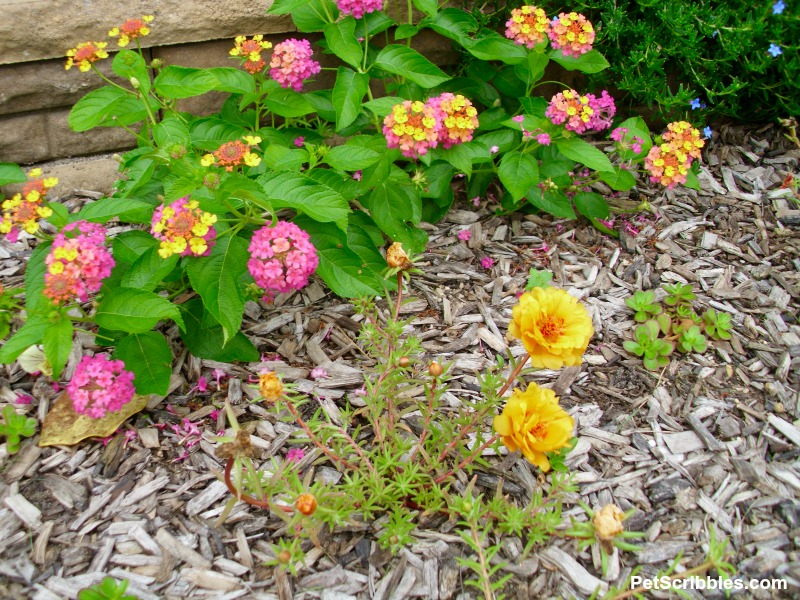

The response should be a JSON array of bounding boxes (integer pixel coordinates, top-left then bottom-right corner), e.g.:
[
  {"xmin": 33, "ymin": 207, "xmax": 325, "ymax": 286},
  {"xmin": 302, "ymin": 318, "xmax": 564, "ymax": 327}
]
[
  {"xmin": 247, "ymin": 221, "xmax": 319, "ymax": 301},
  {"xmin": 336, "ymin": 0, "xmax": 384, "ymax": 19},
  {"xmin": 65, "ymin": 41, "xmax": 109, "ymax": 71},
  {"xmin": 645, "ymin": 121, "xmax": 705, "ymax": 189},
  {"xmin": 44, "ymin": 221, "xmax": 115, "ymax": 305},
  {"xmin": 108, "ymin": 15, "xmax": 154, "ymax": 47},
  {"xmin": 506, "ymin": 5, "xmax": 551, "ymax": 48},
  {"xmin": 229, "ymin": 35, "xmax": 273, "ymax": 74},
  {"xmin": 201, "ymin": 136, "xmax": 262, "ymax": 171},
  {"xmin": 68, "ymin": 355, "xmax": 136, "ymax": 419},
  {"xmin": 548, "ymin": 12, "xmax": 595, "ymax": 58},
  {"xmin": 0, "ymin": 169, "xmax": 57, "ymax": 242},
  {"xmin": 545, "ymin": 89, "xmax": 616, "ymax": 133},
  {"xmin": 151, "ymin": 197, "xmax": 218, "ymax": 258},
  {"xmin": 269, "ymin": 39, "xmax": 321, "ymax": 92},
  {"xmin": 383, "ymin": 94, "xmax": 479, "ymax": 158}
]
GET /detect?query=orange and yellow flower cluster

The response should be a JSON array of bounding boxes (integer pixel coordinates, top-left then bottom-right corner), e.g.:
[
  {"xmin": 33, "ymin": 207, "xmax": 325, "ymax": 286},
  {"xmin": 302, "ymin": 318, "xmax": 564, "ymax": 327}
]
[
  {"xmin": 108, "ymin": 15, "xmax": 154, "ymax": 47},
  {"xmin": 229, "ymin": 35, "xmax": 273, "ymax": 75},
  {"xmin": 0, "ymin": 169, "xmax": 57, "ymax": 242},
  {"xmin": 548, "ymin": 12, "xmax": 595, "ymax": 58},
  {"xmin": 150, "ymin": 197, "xmax": 218, "ymax": 258},
  {"xmin": 645, "ymin": 121, "xmax": 705, "ymax": 189},
  {"xmin": 505, "ymin": 5, "xmax": 551, "ymax": 48},
  {"xmin": 382, "ymin": 101, "xmax": 441, "ymax": 159},
  {"xmin": 201, "ymin": 136, "xmax": 262, "ymax": 171},
  {"xmin": 427, "ymin": 93, "xmax": 479, "ymax": 149},
  {"xmin": 65, "ymin": 41, "xmax": 109, "ymax": 71}
]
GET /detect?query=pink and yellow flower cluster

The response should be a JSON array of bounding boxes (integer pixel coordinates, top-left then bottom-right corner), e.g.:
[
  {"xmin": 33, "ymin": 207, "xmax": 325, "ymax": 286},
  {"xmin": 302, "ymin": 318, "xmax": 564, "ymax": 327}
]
[
  {"xmin": 247, "ymin": 220, "xmax": 319, "ymax": 302},
  {"xmin": 269, "ymin": 38, "xmax": 321, "ymax": 92},
  {"xmin": 151, "ymin": 197, "xmax": 218, "ymax": 258},
  {"xmin": 44, "ymin": 221, "xmax": 115, "ymax": 305},
  {"xmin": 383, "ymin": 94, "xmax": 479, "ymax": 159},
  {"xmin": 548, "ymin": 12, "xmax": 595, "ymax": 58},
  {"xmin": 229, "ymin": 35, "xmax": 273, "ymax": 74},
  {"xmin": 0, "ymin": 169, "xmax": 57, "ymax": 242},
  {"xmin": 108, "ymin": 15, "xmax": 154, "ymax": 47},
  {"xmin": 65, "ymin": 41, "xmax": 109, "ymax": 71},
  {"xmin": 201, "ymin": 136, "xmax": 262, "ymax": 171},
  {"xmin": 645, "ymin": 121, "xmax": 705, "ymax": 189},
  {"xmin": 68, "ymin": 354, "xmax": 135, "ymax": 419},
  {"xmin": 505, "ymin": 5, "xmax": 551, "ymax": 48},
  {"xmin": 545, "ymin": 89, "xmax": 616, "ymax": 134},
  {"xmin": 336, "ymin": 0, "xmax": 384, "ymax": 19}
]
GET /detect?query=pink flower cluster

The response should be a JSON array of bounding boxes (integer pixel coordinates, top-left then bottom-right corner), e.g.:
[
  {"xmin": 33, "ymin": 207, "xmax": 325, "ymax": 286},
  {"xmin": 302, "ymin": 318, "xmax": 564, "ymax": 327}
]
[
  {"xmin": 68, "ymin": 355, "xmax": 135, "ymax": 419},
  {"xmin": 545, "ymin": 89, "xmax": 615, "ymax": 134},
  {"xmin": 44, "ymin": 221, "xmax": 115, "ymax": 304},
  {"xmin": 336, "ymin": 0, "xmax": 383, "ymax": 18},
  {"xmin": 506, "ymin": 5, "xmax": 551, "ymax": 48},
  {"xmin": 269, "ymin": 38, "xmax": 321, "ymax": 92},
  {"xmin": 548, "ymin": 12, "xmax": 595, "ymax": 58},
  {"xmin": 247, "ymin": 220, "xmax": 319, "ymax": 301},
  {"xmin": 610, "ymin": 127, "xmax": 644, "ymax": 154},
  {"xmin": 383, "ymin": 94, "xmax": 479, "ymax": 159}
]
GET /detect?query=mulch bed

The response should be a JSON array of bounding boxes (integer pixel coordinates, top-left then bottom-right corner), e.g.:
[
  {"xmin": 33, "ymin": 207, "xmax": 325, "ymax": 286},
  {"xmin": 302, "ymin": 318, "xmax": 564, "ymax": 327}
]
[{"xmin": 1, "ymin": 123, "xmax": 799, "ymax": 599}]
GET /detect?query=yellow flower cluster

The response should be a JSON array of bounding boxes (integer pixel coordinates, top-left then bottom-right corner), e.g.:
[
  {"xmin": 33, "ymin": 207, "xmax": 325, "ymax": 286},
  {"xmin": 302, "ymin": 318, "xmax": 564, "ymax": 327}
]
[
  {"xmin": 151, "ymin": 198, "xmax": 218, "ymax": 258},
  {"xmin": 65, "ymin": 41, "xmax": 109, "ymax": 72},
  {"xmin": 109, "ymin": 15, "xmax": 154, "ymax": 47},
  {"xmin": 662, "ymin": 121, "xmax": 705, "ymax": 160},
  {"xmin": 229, "ymin": 35, "xmax": 273, "ymax": 74},
  {"xmin": 0, "ymin": 169, "xmax": 57, "ymax": 239},
  {"xmin": 201, "ymin": 136, "xmax": 262, "ymax": 171}
]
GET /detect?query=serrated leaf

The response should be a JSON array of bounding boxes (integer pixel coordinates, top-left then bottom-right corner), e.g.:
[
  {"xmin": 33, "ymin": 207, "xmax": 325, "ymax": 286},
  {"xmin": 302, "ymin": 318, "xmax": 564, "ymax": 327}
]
[
  {"xmin": 206, "ymin": 67, "xmax": 255, "ymax": 94},
  {"xmin": 332, "ymin": 67, "xmax": 369, "ymax": 131},
  {"xmin": 498, "ymin": 151, "xmax": 539, "ymax": 201},
  {"xmin": 25, "ymin": 242, "xmax": 52, "ymax": 313},
  {"xmin": 573, "ymin": 192, "xmax": 610, "ymax": 219},
  {"xmin": 264, "ymin": 88, "xmax": 315, "ymax": 118},
  {"xmin": 0, "ymin": 163, "xmax": 26, "ymax": 186},
  {"xmin": 556, "ymin": 137, "xmax": 614, "ymax": 172},
  {"xmin": 266, "ymin": 0, "xmax": 308, "ymax": 13},
  {"xmin": 68, "ymin": 86, "xmax": 149, "ymax": 132},
  {"xmin": 462, "ymin": 31, "xmax": 527, "ymax": 64},
  {"xmin": 261, "ymin": 146, "xmax": 309, "ymax": 171},
  {"xmin": 598, "ymin": 167, "xmax": 636, "ymax": 191},
  {"xmin": 363, "ymin": 96, "xmax": 404, "ymax": 117},
  {"xmin": 190, "ymin": 117, "xmax": 248, "ymax": 150},
  {"xmin": 42, "ymin": 318, "xmax": 73, "ymax": 379},
  {"xmin": 154, "ymin": 66, "xmax": 217, "ymax": 99},
  {"xmin": 258, "ymin": 171, "xmax": 350, "ymax": 231},
  {"xmin": 0, "ymin": 316, "xmax": 50, "ymax": 364},
  {"xmin": 526, "ymin": 189, "xmax": 576, "ymax": 219},
  {"xmin": 95, "ymin": 288, "xmax": 185, "ymax": 333},
  {"xmin": 412, "ymin": 0, "xmax": 438, "ymax": 17},
  {"xmin": 549, "ymin": 49, "xmax": 609, "ymax": 74},
  {"xmin": 113, "ymin": 332, "xmax": 173, "ymax": 395},
  {"xmin": 186, "ymin": 235, "xmax": 249, "ymax": 344},
  {"xmin": 153, "ymin": 118, "xmax": 191, "ymax": 148},
  {"xmin": 74, "ymin": 197, "xmax": 153, "ymax": 224},
  {"xmin": 427, "ymin": 9, "xmax": 479, "ymax": 42},
  {"xmin": 112, "ymin": 49, "xmax": 150, "ymax": 93},
  {"xmin": 324, "ymin": 18, "xmax": 363, "ymax": 69},
  {"xmin": 366, "ymin": 182, "xmax": 427, "ymax": 253},
  {"xmin": 179, "ymin": 298, "xmax": 259, "ymax": 362},
  {"xmin": 513, "ymin": 52, "xmax": 549, "ymax": 87},
  {"xmin": 325, "ymin": 145, "xmax": 381, "ymax": 170},
  {"xmin": 374, "ymin": 45, "xmax": 449, "ymax": 88},
  {"xmin": 120, "ymin": 246, "xmax": 180, "ymax": 292},
  {"xmin": 684, "ymin": 169, "xmax": 701, "ymax": 191}
]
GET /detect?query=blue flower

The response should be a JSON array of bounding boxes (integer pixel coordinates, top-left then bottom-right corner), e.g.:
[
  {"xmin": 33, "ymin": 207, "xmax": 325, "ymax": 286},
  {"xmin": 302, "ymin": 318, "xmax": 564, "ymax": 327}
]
[
  {"xmin": 773, "ymin": 1, "xmax": 786, "ymax": 14},
  {"xmin": 712, "ymin": 30, "xmax": 719, "ymax": 38},
  {"xmin": 703, "ymin": 126, "xmax": 712, "ymax": 139},
  {"xmin": 768, "ymin": 43, "xmax": 783, "ymax": 57},
  {"xmin": 690, "ymin": 98, "xmax": 702, "ymax": 110}
]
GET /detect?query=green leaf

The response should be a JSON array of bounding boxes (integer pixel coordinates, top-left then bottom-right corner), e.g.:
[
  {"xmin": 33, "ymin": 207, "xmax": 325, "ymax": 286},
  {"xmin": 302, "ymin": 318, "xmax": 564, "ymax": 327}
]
[
  {"xmin": 95, "ymin": 288, "xmax": 185, "ymax": 333},
  {"xmin": 513, "ymin": 52, "xmax": 549, "ymax": 87},
  {"xmin": 332, "ymin": 67, "xmax": 369, "ymax": 131},
  {"xmin": 266, "ymin": 0, "xmax": 309, "ymax": 13},
  {"xmin": 113, "ymin": 230, "xmax": 159, "ymax": 265},
  {"xmin": 325, "ymin": 145, "xmax": 381, "ymax": 171},
  {"xmin": 25, "ymin": 242, "xmax": 52, "ymax": 313},
  {"xmin": 0, "ymin": 316, "xmax": 50, "ymax": 364},
  {"xmin": 295, "ymin": 216, "xmax": 384, "ymax": 297},
  {"xmin": 186, "ymin": 235, "xmax": 249, "ymax": 344},
  {"xmin": 154, "ymin": 66, "xmax": 217, "ymax": 99},
  {"xmin": 427, "ymin": 9, "xmax": 479, "ymax": 42},
  {"xmin": 262, "ymin": 146, "xmax": 309, "ymax": 171},
  {"xmin": 435, "ymin": 141, "xmax": 491, "ymax": 177},
  {"xmin": 47, "ymin": 202, "xmax": 69, "ymax": 229},
  {"xmin": 42, "ymin": 318, "xmax": 73, "ymax": 379},
  {"xmin": 74, "ymin": 197, "xmax": 153, "ymax": 224},
  {"xmin": 68, "ymin": 86, "xmax": 149, "ymax": 132},
  {"xmin": 374, "ymin": 45, "xmax": 449, "ymax": 88},
  {"xmin": 573, "ymin": 192, "xmax": 610, "ymax": 219},
  {"xmin": 153, "ymin": 118, "xmax": 191, "ymax": 148},
  {"xmin": 549, "ymin": 49, "xmax": 610, "ymax": 74},
  {"xmin": 363, "ymin": 96, "xmax": 403, "ymax": 117},
  {"xmin": 190, "ymin": 117, "xmax": 248, "ymax": 150},
  {"xmin": 113, "ymin": 332, "xmax": 173, "ymax": 395},
  {"xmin": 526, "ymin": 269, "xmax": 553, "ymax": 290},
  {"xmin": 598, "ymin": 167, "xmax": 636, "ymax": 191},
  {"xmin": 527, "ymin": 189, "xmax": 576, "ymax": 219},
  {"xmin": 264, "ymin": 88, "xmax": 315, "ymax": 118},
  {"xmin": 178, "ymin": 299, "xmax": 259, "ymax": 362},
  {"xmin": 206, "ymin": 67, "xmax": 255, "ymax": 94},
  {"xmin": 258, "ymin": 171, "xmax": 350, "ymax": 231},
  {"xmin": 289, "ymin": 0, "xmax": 334, "ymax": 32},
  {"xmin": 462, "ymin": 31, "xmax": 527, "ymax": 64},
  {"xmin": 685, "ymin": 169, "xmax": 701, "ymax": 191},
  {"xmin": 355, "ymin": 10, "xmax": 396, "ymax": 37},
  {"xmin": 614, "ymin": 117, "xmax": 652, "ymax": 160},
  {"xmin": 112, "ymin": 49, "xmax": 150, "ymax": 93},
  {"xmin": 498, "ymin": 152, "xmax": 539, "ymax": 201},
  {"xmin": 413, "ymin": 0, "xmax": 438, "ymax": 17},
  {"xmin": 0, "ymin": 163, "xmax": 26, "ymax": 186},
  {"xmin": 366, "ymin": 182, "xmax": 427, "ymax": 253},
  {"xmin": 121, "ymin": 246, "xmax": 180, "ymax": 292},
  {"xmin": 324, "ymin": 18, "xmax": 363, "ymax": 69},
  {"xmin": 556, "ymin": 138, "xmax": 614, "ymax": 172}
]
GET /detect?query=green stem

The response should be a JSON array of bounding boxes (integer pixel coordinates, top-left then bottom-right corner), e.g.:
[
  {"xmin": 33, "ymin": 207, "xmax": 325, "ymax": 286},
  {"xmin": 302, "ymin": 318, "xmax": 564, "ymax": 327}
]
[{"xmin": 407, "ymin": 0, "xmax": 413, "ymax": 47}]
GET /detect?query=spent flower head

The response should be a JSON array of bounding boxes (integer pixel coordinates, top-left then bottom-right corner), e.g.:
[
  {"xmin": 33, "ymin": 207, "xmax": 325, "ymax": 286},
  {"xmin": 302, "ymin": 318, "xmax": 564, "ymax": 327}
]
[
  {"xmin": 44, "ymin": 221, "xmax": 115, "ymax": 304},
  {"xmin": 505, "ymin": 6, "xmax": 551, "ymax": 48},
  {"xmin": 108, "ymin": 15, "xmax": 154, "ymax": 47},
  {"xmin": 336, "ymin": 0, "xmax": 384, "ymax": 18},
  {"xmin": 269, "ymin": 38, "xmax": 321, "ymax": 92},
  {"xmin": 248, "ymin": 220, "xmax": 319, "ymax": 301},
  {"xmin": 151, "ymin": 197, "xmax": 218, "ymax": 258},
  {"xmin": 383, "ymin": 100, "xmax": 441, "ymax": 159},
  {"xmin": 65, "ymin": 41, "xmax": 109, "ymax": 71},
  {"xmin": 548, "ymin": 12, "xmax": 594, "ymax": 58},
  {"xmin": 68, "ymin": 355, "xmax": 135, "ymax": 419},
  {"xmin": 230, "ymin": 35, "xmax": 273, "ymax": 74}
]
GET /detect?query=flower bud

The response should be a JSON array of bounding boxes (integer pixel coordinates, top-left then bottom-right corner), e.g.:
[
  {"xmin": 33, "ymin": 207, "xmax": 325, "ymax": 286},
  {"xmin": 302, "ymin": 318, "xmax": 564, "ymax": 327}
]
[
  {"xmin": 295, "ymin": 493, "xmax": 317, "ymax": 516},
  {"xmin": 428, "ymin": 362, "xmax": 443, "ymax": 377},
  {"xmin": 386, "ymin": 242, "xmax": 412, "ymax": 270},
  {"xmin": 593, "ymin": 504, "xmax": 625, "ymax": 541},
  {"xmin": 130, "ymin": 76, "xmax": 140, "ymax": 89},
  {"xmin": 150, "ymin": 58, "xmax": 164, "ymax": 69},
  {"xmin": 398, "ymin": 356, "xmax": 411, "ymax": 368},
  {"xmin": 277, "ymin": 550, "xmax": 292, "ymax": 564}
]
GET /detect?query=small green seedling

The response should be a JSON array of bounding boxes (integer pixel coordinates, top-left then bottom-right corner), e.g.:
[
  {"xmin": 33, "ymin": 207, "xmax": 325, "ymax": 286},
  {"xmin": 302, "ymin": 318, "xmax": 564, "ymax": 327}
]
[
  {"xmin": 663, "ymin": 283, "xmax": 696, "ymax": 308},
  {"xmin": 526, "ymin": 269, "xmax": 554, "ymax": 290},
  {"xmin": 623, "ymin": 320, "xmax": 674, "ymax": 370},
  {"xmin": 625, "ymin": 290, "xmax": 662, "ymax": 322},
  {"xmin": 678, "ymin": 325, "xmax": 708, "ymax": 353},
  {"xmin": 704, "ymin": 308, "xmax": 733, "ymax": 340},
  {"xmin": 0, "ymin": 405, "xmax": 37, "ymax": 454},
  {"xmin": 78, "ymin": 577, "xmax": 139, "ymax": 600}
]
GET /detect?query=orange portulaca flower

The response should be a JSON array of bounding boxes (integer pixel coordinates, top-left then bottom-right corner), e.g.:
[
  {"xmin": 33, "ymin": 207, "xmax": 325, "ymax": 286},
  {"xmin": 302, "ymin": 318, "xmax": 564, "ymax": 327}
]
[
  {"xmin": 493, "ymin": 383, "xmax": 574, "ymax": 472},
  {"xmin": 509, "ymin": 287, "xmax": 594, "ymax": 369}
]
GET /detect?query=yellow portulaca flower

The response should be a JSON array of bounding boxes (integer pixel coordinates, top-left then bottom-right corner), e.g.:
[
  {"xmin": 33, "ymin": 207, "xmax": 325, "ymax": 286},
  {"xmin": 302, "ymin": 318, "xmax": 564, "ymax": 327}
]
[
  {"xmin": 259, "ymin": 371, "xmax": 284, "ymax": 403},
  {"xmin": 509, "ymin": 287, "xmax": 594, "ymax": 369},
  {"xmin": 493, "ymin": 383, "xmax": 574, "ymax": 471}
]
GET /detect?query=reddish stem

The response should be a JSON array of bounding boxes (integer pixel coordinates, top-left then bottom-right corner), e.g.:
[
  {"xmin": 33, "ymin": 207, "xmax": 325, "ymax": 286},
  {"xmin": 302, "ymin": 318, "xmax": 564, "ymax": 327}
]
[
  {"xmin": 434, "ymin": 434, "xmax": 500, "ymax": 485},
  {"xmin": 223, "ymin": 458, "xmax": 292, "ymax": 511},
  {"xmin": 497, "ymin": 354, "xmax": 529, "ymax": 397},
  {"xmin": 285, "ymin": 400, "xmax": 358, "ymax": 471},
  {"xmin": 394, "ymin": 271, "xmax": 403, "ymax": 318}
]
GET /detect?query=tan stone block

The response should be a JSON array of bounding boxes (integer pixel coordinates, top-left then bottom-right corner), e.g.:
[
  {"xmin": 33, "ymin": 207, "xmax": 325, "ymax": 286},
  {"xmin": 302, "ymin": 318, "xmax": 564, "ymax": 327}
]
[
  {"xmin": 0, "ymin": 113, "xmax": 49, "ymax": 164},
  {"xmin": 0, "ymin": 1, "xmax": 294, "ymax": 65},
  {"xmin": 0, "ymin": 155, "xmax": 122, "ymax": 198},
  {"xmin": 46, "ymin": 110, "xmax": 136, "ymax": 160}
]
